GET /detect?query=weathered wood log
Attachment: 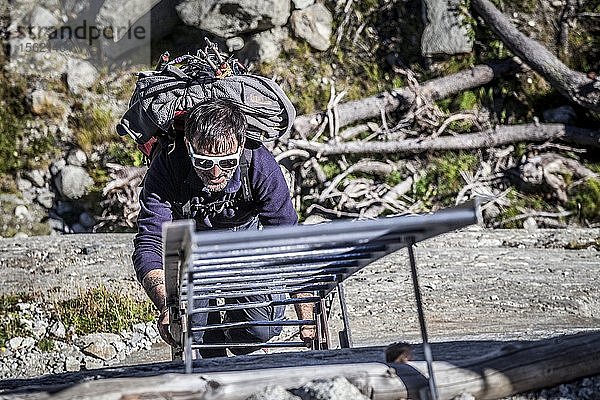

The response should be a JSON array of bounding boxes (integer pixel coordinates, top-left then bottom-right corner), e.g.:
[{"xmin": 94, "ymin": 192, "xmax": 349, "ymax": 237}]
[
  {"xmin": 44, "ymin": 331, "xmax": 600, "ymax": 400},
  {"xmin": 471, "ymin": 0, "xmax": 600, "ymax": 111},
  {"xmin": 293, "ymin": 58, "xmax": 525, "ymax": 137},
  {"xmin": 289, "ymin": 123, "xmax": 600, "ymax": 156}
]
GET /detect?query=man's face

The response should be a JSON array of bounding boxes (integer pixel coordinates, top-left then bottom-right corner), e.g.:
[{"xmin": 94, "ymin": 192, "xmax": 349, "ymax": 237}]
[{"xmin": 186, "ymin": 137, "xmax": 241, "ymax": 192}]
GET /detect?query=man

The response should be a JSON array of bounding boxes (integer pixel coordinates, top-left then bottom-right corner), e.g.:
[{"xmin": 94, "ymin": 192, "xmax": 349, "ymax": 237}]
[{"xmin": 132, "ymin": 98, "xmax": 315, "ymax": 356}]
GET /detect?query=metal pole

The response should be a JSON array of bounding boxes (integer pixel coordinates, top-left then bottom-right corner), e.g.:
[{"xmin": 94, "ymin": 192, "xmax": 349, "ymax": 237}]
[
  {"xmin": 407, "ymin": 239, "xmax": 438, "ymax": 400},
  {"xmin": 185, "ymin": 268, "xmax": 193, "ymax": 374}
]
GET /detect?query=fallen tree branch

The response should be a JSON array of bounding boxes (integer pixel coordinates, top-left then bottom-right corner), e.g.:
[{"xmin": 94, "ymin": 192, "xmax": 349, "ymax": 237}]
[
  {"xmin": 293, "ymin": 58, "xmax": 525, "ymax": 137},
  {"xmin": 289, "ymin": 124, "xmax": 600, "ymax": 156},
  {"xmin": 471, "ymin": 0, "xmax": 600, "ymax": 111}
]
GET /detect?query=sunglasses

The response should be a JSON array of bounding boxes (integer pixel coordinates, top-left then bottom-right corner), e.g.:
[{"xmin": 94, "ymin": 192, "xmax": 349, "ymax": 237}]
[{"xmin": 186, "ymin": 141, "xmax": 241, "ymax": 170}]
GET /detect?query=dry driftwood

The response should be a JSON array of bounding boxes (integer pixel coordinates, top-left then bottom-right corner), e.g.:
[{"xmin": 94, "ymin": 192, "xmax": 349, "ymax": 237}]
[
  {"xmin": 289, "ymin": 123, "xmax": 600, "ymax": 156},
  {"xmin": 293, "ymin": 58, "xmax": 525, "ymax": 137},
  {"xmin": 471, "ymin": 0, "xmax": 600, "ymax": 111},
  {"xmin": 48, "ymin": 331, "xmax": 600, "ymax": 400}
]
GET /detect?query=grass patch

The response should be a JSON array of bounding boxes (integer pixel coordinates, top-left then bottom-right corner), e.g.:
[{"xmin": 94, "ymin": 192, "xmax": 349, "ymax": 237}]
[
  {"xmin": 70, "ymin": 106, "xmax": 117, "ymax": 153},
  {"xmin": 567, "ymin": 178, "xmax": 600, "ymax": 224},
  {"xmin": 414, "ymin": 152, "xmax": 480, "ymax": 208},
  {"xmin": 0, "ymin": 294, "xmax": 34, "ymax": 348},
  {"xmin": 54, "ymin": 285, "xmax": 155, "ymax": 335},
  {"xmin": 37, "ymin": 337, "xmax": 55, "ymax": 352}
]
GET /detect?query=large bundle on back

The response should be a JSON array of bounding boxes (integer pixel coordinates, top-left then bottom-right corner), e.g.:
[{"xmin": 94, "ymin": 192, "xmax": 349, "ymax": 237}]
[{"xmin": 116, "ymin": 39, "xmax": 296, "ymax": 157}]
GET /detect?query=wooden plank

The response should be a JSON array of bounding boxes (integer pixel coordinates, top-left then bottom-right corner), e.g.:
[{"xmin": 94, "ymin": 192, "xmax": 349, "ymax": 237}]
[{"xmin": 45, "ymin": 331, "xmax": 600, "ymax": 400}]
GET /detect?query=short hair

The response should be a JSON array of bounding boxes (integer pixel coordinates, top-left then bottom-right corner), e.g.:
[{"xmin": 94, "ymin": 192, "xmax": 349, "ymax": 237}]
[{"xmin": 184, "ymin": 98, "xmax": 247, "ymax": 152}]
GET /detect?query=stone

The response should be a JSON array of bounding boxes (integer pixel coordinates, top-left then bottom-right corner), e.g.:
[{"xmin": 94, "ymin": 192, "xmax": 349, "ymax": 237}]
[
  {"xmin": 31, "ymin": 319, "xmax": 48, "ymax": 339},
  {"xmin": 245, "ymin": 27, "xmax": 288, "ymax": 63},
  {"xmin": 64, "ymin": 356, "xmax": 81, "ymax": 372},
  {"xmin": 292, "ymin": 0, "xmax": 314, "ymax": 10},
  {"xmin": 80, "ymin": 334, "xmax": 118, "ymax": 361},
  {"xmin": 293, "ymin": 376, "xmax": 369, "ymax": 400},
  {"xmin": 14, "ymin": 205, "xmax": 31, "ymax": 221},
  {"xmin": 421, "ymin": 0, "xmax": 473, "ymax": 56},
  {"xmin": 66, "ymin": 149, "xmax": 87, "ymax": 167},
  {"xmin": 543, "ymin": 105, "xmax": 577, "ymax": 124},
  {"xmin": 79, "ymin": 212, "xmax": 95, "ymax": 229},
  {"xmin": 176, "ymin": 0, "xmax": 291, "ymax": 37},
  {"xmin": 145, "ymin": 324, "xmax": 159, "ymax": 339},
  {"xmin": 24, "ymin": 170, "xmax": 46, "ymax": 188},
  {"xmin": 71, "ymin": 223, "xmax": 87, "ymax": 233},
  {"xmin": 29, "ymin": 5, "xmax": 60, "ymax": 28},
  {"xmin": 8, "ymin": 337, "xmax": 36, "ymax": 351},
  {"xmin": 84, "ymin": 356, "xmax": 104, "ymax": 369},
  {"xmin": 16, "ymin": 177, "xmax": 33, "ymax": 193},
  {"xmin": 523, "ymin": 217, "xmax": 538, "ymax": 232},
  {"xmin": 132, "ymin": 323, "xmax": 147, "ymax": 334},
  {"xmin": 245, "ymin": 385, "xmax": 301, "ymax": 400},
  {"xmin": 66, "ymin": 59, "xmax": 98, "ymax": 94},
  {"xmin": 54, "ymin": 165, "xmax": 94, "ymax": 200},
  {"xmin": 30, "ymin": 89, "xmax": 68, "ymax": 119},
  {"xmin": 36, "ymin": 190, "xmax": 55, "ymax": 209},
  {"xmin": 50, "ymin": 159, "xmax": 66, "ymax": 176},
  {"xmin": 49, "ymin": 321, "xmax": 66, "ymax": 339},
  {"xmin": 290, "ymin": 3, "xmax": 333, "ymax": 51},
  {"xmin": 226, "ymin": 36, "xmax": 245, "ymax": 52}
]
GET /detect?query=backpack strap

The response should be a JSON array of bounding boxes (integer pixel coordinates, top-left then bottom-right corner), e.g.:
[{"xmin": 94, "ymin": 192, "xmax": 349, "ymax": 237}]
[{"xmin": 239, "ymin": 148, "xmax": 253, "ymax": 203}]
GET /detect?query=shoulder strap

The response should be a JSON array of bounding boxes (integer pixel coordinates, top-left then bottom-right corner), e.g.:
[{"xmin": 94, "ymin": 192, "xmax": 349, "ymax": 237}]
[{"xmin": 239, "ymin": 148, "xmax": 253, "ymax": 203}]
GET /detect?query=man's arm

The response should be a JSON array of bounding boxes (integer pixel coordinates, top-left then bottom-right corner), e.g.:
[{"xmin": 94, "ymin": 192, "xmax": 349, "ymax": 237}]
[
  {"xmin": 291, "ymin": 292, "xmax": 317, "ymax": 345},
  {"xmin": 141, "ymin": 269, "xmax": 177, "ymax": 346}
]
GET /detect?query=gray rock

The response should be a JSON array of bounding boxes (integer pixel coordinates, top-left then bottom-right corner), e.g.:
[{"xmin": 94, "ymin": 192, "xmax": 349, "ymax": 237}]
[
  {"xmin": 523, "ymin": 217, "xmax": 538, "ymax": 232},
  {"xmin": 54, "ymin": 165, "xmax": 94, "ymax": 200},
  {"xmin": 132, "ymin": 323, "xmax": 147, "ymax": 334},
  {"xmin": 84, "ymin": 356, "xmax": 104, "ymax": 370},
  {"xmin": 14, "ymin": 205, "xmax": 31, "ymax": 221},
  {"xmin": 30, "ymin": 89, "xmax": 68, "ymax": 118},
  {"xmin": 29, "ymin": 5, "xmax": 60, "ymax": 28},
  {"xmin": 543, "ymin": 105, "xmax": 577, "ymax": 124},
  {"xmin": 66, "ymin": 149, "xmax": 88, "ymax": 167},
  {"xmin": 421, "ymin": 0, "xmax": 473, "ymax": 56},
  {"xmin": 71, "ymin": 223, "xmax": 87, "ymax": 233},
  {"xmin": 8, "ymin": 337, "xmax": 36, "ymax": 351},
  {"xmin": 80, "ymin": 333, "xmax": 120, "ymax": 361},
  {"xmin": 79, "ymin": 212, "xmax": 96, "ymax": 229},
  {"xmin": 145, "ymin": 324, "xmax": 159, "ymax": 339},
  {"xmin": 16, "ymin": 177, "xmax": 33, "ymax": 193},
  {"xmin": 31, "ymin": 319, "xmax": 48, "ymax": 339},
  {"xmin": 50, "ymin": 159, "xmax": 66, "ymax": 176},
  {"xmin": 226, "ymin": 36, "xmax": 245, "ymax": 52},
  {"xmin": 290, "ymin": 3, "xmax": 333, "ymax": 51},
  {"xmin": 245, "ymin": 27, "xmax": 288, "ymax": 63},
  {"xmin": 293, "ymin": 377, "xmax": 369, "ymax": 400},
  {"xmin": 36, "ymin": 190, "xmax": 55, "ymax": 209},
  {"xmin": 245, "ymin": 385, "xmax": 301, "ymax": 400},
  {"xmin": 176, "ymin": 0, "xmax": 291, "ymax": 37},
  {"xmin": 292, "ymin": 0, "xmax": 315, "ymax": 10},
  {"xmin": 49, "ymin": 218, "xmax": 71, "ymax": 233},
  {"xmin": 24, "ymin": 169, "xmax": 47, "ymax": 188},
  {"xmin": 66, "ymin": 59, "xmax": 98, "ymax": 94},
  {"xmin": 64, "ymin": 356, "xmax": 81, "ymax": 372},
  {"xmin": 13, "ymin": 232, "xmax": 29, "ymax": 239},
  {"xmin": 49, "ymin": 321, "xmax": 66, "ymax": 339}
]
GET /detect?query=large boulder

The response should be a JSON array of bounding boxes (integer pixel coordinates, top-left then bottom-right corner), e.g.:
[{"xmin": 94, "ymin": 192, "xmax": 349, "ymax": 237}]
[
  {"xmin": 54, "ymin": 165, "xmax": 94, "ymax": 200},
  {"xmin": 421, "ymin": 0, "xmax": 473, "ymax": 56},
  {"xmin": 176, "ymin": 0, "xmax": 291, "ymax": 37},
  {"xmin": 289, "ymin": 3, "xmax": 332, "ymax": 51},
  {"xmin": 243, "ymin": 27, "xmax": 289, "ymax": 63}
]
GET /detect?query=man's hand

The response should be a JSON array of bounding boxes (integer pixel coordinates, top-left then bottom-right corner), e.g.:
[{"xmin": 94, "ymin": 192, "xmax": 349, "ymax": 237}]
[
  {"xmin": 157, "ymin": 306, "xmax": 178, "ymax": 346},
  {"xmin": 300, "ymin": 324, "xmax": 317, "ymax": 347}
]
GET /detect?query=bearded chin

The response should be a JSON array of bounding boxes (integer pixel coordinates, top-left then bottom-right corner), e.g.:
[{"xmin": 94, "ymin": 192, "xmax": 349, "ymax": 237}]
[{"xmin": 198, "ymin": 170, "xmax": 234, "ymax": 192}]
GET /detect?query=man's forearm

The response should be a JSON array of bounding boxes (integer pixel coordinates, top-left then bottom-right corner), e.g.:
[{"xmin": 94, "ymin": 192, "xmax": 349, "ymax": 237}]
[
  {"xmin": 141, "ymin": 269, "xmax": 167, "ymax": 311},
  {"xmin": 291, "ymin": 292, "xmax": 315, "ymax": 321}
]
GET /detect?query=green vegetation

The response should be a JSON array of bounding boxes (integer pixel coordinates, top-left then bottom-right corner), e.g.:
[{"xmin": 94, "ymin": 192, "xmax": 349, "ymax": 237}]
[
  {"xmin": 0, "ymin": 72, "xmax": 29, "ymax": 177},
  {"xmin": 568, "ymin": 178, "xmax": 600, "ymax": 223},
  {"xmin": 0, "ymin": 294, "xmax": 33, "ymax": 348},
  {"xmin": 37, "ymin": 337, "xmax": 55, "ymax": 352},
  {"xmin": 413, "ymin": 152, "xmax": 480, "ymax": 208},
  {"xmin": 496, "ymin": 190, "xmax": 552, "ymax": 228},
  {"xmin": 55, "ymin": 285, "xmax": 155, "ymax": 335},
  {"xmin": 70, "ymin": 106, "xmax": 116, "ymax": 153}
]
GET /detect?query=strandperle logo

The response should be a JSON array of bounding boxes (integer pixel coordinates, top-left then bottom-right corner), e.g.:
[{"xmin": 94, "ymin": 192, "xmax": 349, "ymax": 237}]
[{"xmin": 8, "ymin": 20, "xmax": 147, "ymax": 46}]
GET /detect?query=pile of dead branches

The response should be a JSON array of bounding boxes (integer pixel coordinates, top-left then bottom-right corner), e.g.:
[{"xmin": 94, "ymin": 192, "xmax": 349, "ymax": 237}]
[{"xmin": 100, "ymin": 0, "xmax": 599, "ymax": 229}]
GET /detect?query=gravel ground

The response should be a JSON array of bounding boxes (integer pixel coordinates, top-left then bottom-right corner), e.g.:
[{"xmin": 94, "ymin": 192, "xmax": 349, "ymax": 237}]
[{"xmin": 0, "ymin": 228, "xmax": 598, "ymax": 399}]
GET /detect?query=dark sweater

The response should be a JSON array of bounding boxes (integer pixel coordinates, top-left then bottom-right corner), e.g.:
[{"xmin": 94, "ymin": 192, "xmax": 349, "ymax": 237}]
[{"xmin": 132, "ymin": 138, "xmax": 298, "ymax": 282}]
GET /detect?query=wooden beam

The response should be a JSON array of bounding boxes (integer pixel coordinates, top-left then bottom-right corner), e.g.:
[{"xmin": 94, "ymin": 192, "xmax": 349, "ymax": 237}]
[{"xmin": 45, "ymin": 331, "xmax": 600, "ymax": 400}]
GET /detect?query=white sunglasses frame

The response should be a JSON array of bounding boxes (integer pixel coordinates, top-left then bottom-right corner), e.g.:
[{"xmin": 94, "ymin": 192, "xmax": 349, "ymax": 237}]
[{"xmin": 185, "ymin": 141, "xmax": 242, "ymax": 171}]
